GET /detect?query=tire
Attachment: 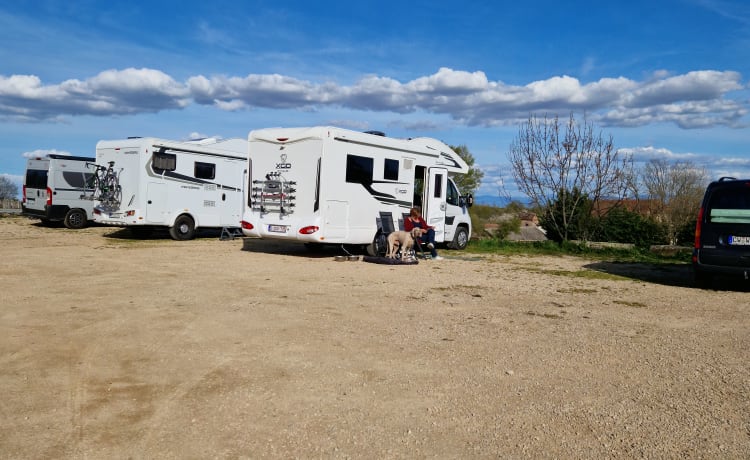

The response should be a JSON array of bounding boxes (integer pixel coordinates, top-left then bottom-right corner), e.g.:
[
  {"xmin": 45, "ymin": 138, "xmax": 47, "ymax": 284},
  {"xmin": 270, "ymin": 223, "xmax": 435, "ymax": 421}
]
[
  {"xmin": 64, "ymin": 209, "xmax": 88, "ymax": 229},
  {"xmin": 169, "ymin": 215, "xmax": 196, "ymax": 240},
  {"xmin": 366, "ymin": 232, "xmax": 387, "ymax": 257},
  {"xmin": 449, "ymin": 226, "xmax": 470, "ymax": 250}
]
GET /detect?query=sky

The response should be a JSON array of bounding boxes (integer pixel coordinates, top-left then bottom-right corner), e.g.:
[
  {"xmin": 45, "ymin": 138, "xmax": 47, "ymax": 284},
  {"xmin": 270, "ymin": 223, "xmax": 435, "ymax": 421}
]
[{"xmin": 1, "ymin": 0, "xmax": 748, "ymax": 203}]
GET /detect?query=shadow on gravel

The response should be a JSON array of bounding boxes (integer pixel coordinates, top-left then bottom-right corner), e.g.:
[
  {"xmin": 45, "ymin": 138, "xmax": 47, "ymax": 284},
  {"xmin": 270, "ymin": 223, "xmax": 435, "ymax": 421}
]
[
  {"xmin": 584, "ymin": 261, "xmax": 750, "ymax": 292},
  {"xmin": 241, "ymin": 238, "xmax": 366, "ymax": 259}
]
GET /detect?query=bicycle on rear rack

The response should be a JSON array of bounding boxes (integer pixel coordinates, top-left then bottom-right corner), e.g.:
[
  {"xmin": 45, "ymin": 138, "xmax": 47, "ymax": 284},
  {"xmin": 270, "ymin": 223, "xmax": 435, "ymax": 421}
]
[{"xmin": 83, "ymin": 161, "xmax": 122, "ymax": 207}]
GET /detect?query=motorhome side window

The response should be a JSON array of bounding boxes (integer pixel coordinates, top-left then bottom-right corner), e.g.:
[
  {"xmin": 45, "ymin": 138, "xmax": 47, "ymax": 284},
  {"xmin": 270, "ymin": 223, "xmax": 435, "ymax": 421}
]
[
  {"xmin": 153, "ymin": 151, "xmax": 176, "ymax": 173},
  {"xmin": 194, "ymin": 161, "xmax": 216, "ymax": 180},
  {"xmin": 384, "ymin": 159, "xmax": 399, "ymax": 181},
  {"xmin": 346, "ymin": 154, "xmax": 373, "ymax": 184}
]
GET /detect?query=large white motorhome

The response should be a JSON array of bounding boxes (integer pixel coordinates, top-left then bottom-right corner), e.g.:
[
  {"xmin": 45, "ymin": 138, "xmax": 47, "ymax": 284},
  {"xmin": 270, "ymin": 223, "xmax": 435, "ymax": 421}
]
[
  {"xmin": 240, "ymin": 126, "xmax": 473, "ymax": 255},
  {"xmin": 93, "ymin": 137, "xmax": 249, "ymax": 240},
  {"xmin": 22, "ymin": 154, "xmax": 97, "ymax": 229}
]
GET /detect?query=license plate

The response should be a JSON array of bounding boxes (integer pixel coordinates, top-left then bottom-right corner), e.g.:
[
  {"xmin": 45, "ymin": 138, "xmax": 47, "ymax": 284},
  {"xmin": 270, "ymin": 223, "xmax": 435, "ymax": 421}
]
[
  {"xmin": 268, "ymin": 225, "xmax": 287, "ymax": 233},
  {"xmin": 728, "ymin": 235, "xmax": 750, "ymax": 245}
]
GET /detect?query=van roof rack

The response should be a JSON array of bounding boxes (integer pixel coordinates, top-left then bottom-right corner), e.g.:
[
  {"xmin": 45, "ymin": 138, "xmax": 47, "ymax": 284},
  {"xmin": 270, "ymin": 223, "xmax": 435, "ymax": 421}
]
[{"xmin": 718, "ymin": 176, "xmax": 738, "ymax": 181}]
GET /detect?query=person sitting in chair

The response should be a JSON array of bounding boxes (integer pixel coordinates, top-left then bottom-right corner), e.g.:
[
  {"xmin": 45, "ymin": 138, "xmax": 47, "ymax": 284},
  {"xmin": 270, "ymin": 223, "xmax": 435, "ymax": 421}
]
[{"xmin": 404, "ymin": 206, "xmax": 443, "ymax": 260}]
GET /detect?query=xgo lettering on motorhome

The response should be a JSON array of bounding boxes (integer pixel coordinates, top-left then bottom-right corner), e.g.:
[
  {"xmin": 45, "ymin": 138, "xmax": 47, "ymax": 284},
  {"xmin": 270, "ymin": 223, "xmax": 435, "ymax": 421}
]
[{"xmin": 240, "ymin": 126, "xmax": 474, "ymax": 254}]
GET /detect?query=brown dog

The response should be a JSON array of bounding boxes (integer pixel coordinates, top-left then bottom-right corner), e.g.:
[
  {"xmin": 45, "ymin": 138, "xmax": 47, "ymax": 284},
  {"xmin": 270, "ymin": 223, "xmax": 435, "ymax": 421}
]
[{"xmin": 386, "ymin": 228, "xmax": 421, "ymax": 258}]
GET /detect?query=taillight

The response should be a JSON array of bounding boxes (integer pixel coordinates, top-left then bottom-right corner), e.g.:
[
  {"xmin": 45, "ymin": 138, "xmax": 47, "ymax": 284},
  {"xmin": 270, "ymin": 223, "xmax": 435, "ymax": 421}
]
[
  {"xmin": 46, "ymin": 187, "xmax": 52, "ymax": 205},
  {"xmin": 299, "ymin": 226, "xmax": 319, "ymax": 234},
  {"xmin": 22, "ymin": 185, "xmax": 27, "ymax": 204},
  {"xmin": 240, "ymin": 220, "xmax": 254, "ymax": 230},
  {"xmin": 694, "ymin": 207, "xmax": 704, "ymax": 249}
]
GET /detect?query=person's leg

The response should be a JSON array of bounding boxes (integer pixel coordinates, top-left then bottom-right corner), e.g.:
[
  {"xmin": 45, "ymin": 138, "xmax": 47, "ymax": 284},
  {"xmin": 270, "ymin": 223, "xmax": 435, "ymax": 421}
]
[{"xmin": 425, "ymin": 229, "xmax": 438, "ymax": 257}]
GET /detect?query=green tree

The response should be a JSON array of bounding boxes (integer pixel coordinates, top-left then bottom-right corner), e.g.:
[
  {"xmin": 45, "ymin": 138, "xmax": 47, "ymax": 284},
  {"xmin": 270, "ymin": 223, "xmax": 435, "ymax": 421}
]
[
  {"xmin": 540, "ymin": 187, "xmax": 594, "ymax": 243},
  {"xmin": 450, "ymin": 144, "xmax": 484, "ymax": 196},
  {"xmin": 508, "ymin": 113, "xmax": 633, "ymax": 243},
  {"xmin": 0, "ymin": 176, "xmax": 19, "ymax": 200}
]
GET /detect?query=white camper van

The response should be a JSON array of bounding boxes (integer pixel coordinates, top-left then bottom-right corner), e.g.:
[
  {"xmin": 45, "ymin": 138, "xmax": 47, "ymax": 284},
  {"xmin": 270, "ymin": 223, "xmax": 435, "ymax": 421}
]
[
  {"xmin": 240, "ymin": 127, "xmax": 473, "ymax": 254},
  {"xmin": 22, "ymin": 154, "xmax": 97, "ymax": 229},
  {"xmin": 93, "ymin": 137, "xmax": 249, "ymax": 240}
]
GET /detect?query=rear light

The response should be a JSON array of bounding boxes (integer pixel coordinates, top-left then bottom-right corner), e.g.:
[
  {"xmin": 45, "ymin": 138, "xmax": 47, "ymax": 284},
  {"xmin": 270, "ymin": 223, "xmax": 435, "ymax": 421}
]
[
  {"xmin": 93, "ymin": 208, "xmax": 101, "ymax": 215},
  {"xmin": 125, "ymin": 210, "xmax": 135, "ymax": 217},
  {"xmin": 46, "ymin": 187, "xmax": 52, "ymax": 205},
  {"xmin": 22, "ymin": 185, "xmax": 26, "ymax": 204},
  {"xmin": 299, "ymin": 226, "xmax": 319, "ymax": 235},
  {"xmin": 240, "ymin": 220, "xmax": 254, "ymax": 230},
  {"xmin": 277, "ymin": 138, "xmax": 289, "ymax": 142},
  {"xmin": 694, "ymin": 207, "xmax": 704, "ymax": 249}
]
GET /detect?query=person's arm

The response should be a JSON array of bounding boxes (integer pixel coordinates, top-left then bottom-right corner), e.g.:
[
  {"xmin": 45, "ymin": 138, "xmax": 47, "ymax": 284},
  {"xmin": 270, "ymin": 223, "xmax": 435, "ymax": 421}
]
[
  {"xmin": 419, "ymin": 217, "xmax": 432, "ymax": 230},
  {"xmin": 404, "ymin": 217, "xmax": 414, "ymax": 232}
]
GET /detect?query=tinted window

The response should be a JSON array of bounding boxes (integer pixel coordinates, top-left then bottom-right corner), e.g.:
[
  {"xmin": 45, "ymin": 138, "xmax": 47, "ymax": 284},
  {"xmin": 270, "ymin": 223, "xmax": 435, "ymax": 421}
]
[
  {"xmin": 433, "ymin": 173, "xmax": 443, "ymax": 198},
  {"xmin": 25, "ymin": 169, "xmax": 48, "ymax": 189},
  {"xmin": 447, "ymin": 179, "xmax": 459, "ymax": 206},
  {"xmin": 62, "ymin": 171, "xmax": 91, "ymax": 188},
  {"xmin": 384, "ymin": 158, "xmax": 399, "ymax": 181},
  {"xmin": 708, "ymin": 186, "xmax": 750, "ymax": 223},
  {"xmin": 194, "ymin": 161, "xmax": 215, "ymax": 180},
  {"xmin": 346, "ymin": 154, "xmax": 373, "ymax": 184},
  {"xmin": 153, "ymin": 151, "xmax": 176, "ymax": 173}
]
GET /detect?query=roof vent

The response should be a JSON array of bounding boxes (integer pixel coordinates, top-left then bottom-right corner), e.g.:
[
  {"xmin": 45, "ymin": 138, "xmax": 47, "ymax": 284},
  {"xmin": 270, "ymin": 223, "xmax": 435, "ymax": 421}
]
[{"xmin": 364, "ymin": 130, "xmax": 385, "ymax": 137}]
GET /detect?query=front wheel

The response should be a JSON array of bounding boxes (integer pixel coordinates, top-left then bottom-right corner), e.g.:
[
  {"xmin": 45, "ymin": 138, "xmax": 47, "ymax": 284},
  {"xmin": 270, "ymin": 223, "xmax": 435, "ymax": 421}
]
[
  {"xmin": 64, "ymin": 209, "xmax": 88, "ymax": 229},
  {"xmin": 449, "ymin": 226, "xmax": 470, "ymax": 250},
  {"xmin": 169, "ymin": 215, "xmax": 196, "ymax": 240}
]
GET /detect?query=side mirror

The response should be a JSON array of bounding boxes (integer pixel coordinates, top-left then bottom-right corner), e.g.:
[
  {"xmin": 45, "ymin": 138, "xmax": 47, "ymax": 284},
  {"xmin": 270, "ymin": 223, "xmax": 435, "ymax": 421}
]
[{"xmin": 460, "ymin": 194, "xmax": 474, "ymax": 208}]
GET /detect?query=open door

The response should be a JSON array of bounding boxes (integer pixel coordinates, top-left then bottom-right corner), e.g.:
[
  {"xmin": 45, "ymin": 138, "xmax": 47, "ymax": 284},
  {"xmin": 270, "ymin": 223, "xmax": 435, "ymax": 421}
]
[{"xmin": 425, "ymin": 167, "xmax": 448, "ymax": 242}]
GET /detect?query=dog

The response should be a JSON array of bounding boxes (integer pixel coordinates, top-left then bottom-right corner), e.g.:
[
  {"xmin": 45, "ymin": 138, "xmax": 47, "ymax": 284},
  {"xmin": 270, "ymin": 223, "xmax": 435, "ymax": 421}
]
[{"xmin": 386, "ymin": 228, "xmax": 421, "ymax": 259}]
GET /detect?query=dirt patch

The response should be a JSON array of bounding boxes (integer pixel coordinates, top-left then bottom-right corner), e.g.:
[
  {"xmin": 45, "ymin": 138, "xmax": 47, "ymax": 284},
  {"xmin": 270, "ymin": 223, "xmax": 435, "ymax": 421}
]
[{"xmin": 1, "ymin": 216, "xmax": 748, "ymax": 458}]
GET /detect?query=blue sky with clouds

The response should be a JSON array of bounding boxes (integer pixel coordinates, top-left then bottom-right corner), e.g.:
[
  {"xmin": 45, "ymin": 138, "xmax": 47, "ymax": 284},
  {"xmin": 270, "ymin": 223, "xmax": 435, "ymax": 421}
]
[{"xmin": 1, "ymin": 0, "xmax": 748, "ymax": 201}]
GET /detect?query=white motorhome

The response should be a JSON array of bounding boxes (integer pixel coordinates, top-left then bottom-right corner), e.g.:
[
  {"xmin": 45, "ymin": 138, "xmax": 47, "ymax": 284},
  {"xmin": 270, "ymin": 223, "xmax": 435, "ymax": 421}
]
[
  {"xmin": 93, "ymin": 137, "xmax": 249, "ymax": 240},
  {"xmin": 22, "ymin": 154, "xmax": 97, "ymax": 229},
  {"xmin": 240, "ymin": 126, "xmax": 473, "ymax": 254}
]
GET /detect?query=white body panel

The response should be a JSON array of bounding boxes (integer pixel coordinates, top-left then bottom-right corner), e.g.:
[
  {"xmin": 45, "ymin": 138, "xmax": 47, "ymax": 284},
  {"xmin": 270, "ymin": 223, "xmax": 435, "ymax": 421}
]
[
  {"xmin": 241, "ymin": 126, "xmax": 473, "ymax": 249},
  {"xmin": 92, "ymin": 137, "xmax": 248, "ymax": 232},
  {"xmin": 22, "ymin": 154, "xmax": 97, "ymax": 228}
]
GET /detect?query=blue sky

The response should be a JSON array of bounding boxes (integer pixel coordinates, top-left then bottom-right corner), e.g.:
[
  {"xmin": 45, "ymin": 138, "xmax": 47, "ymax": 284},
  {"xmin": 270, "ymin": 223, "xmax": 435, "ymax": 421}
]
[{"xmin": 1, "ymin": 0, "xmax": 748, "ymax": 202}]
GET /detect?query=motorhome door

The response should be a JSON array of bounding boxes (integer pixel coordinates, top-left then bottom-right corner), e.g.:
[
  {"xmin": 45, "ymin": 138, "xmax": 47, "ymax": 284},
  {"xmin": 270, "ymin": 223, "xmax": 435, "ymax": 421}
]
[{"xmin": 425, "ymin": 167, "xmax": 448, "ymax": 242}]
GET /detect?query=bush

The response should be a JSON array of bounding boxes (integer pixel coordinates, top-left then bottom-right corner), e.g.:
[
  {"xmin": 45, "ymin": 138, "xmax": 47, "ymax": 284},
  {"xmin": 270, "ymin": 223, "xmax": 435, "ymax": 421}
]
[{"xmin": 593, "ymin": 207, "xmax": 667, "ymax": 249}]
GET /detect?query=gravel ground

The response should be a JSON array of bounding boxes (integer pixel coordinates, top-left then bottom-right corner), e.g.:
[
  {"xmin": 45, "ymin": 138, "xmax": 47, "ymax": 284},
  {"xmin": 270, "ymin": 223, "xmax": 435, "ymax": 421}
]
[{"xmin": 0, "ymin": 215, "xmax": 748, "ymax": 458}]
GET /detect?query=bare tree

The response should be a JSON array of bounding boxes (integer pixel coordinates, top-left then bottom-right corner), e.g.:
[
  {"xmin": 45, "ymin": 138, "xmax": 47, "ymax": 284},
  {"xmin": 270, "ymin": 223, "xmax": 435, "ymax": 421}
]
[
  {"xmin": 640, "ymin": 159, "xmax": 709, "ymax": 245},
  {"xmin": 0, "ymin": 176, "xmax": 19, "ymax": 200},
  {"xmin": 508, "ymin": 113, "xmax": 633, "ymax": 242}
]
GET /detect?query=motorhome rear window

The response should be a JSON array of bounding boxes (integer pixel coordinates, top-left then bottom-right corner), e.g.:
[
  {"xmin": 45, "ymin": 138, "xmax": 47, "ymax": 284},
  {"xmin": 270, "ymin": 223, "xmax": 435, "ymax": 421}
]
[
  {"xmin": 384, "ymin": 159, "xmax": 399, "ymax": 181},
  {"xmin": 153, "ymin": 151, "xmax": 177, "ymax": 173},
  {"xmin": 346, "ymin": 154, "xmax": 373, "ymax": 184},
  {"xmin": 25, "ymin": 169, "xmax": 48, "ymax": 189},
  {"xmin": 194, "ymin": 161, "xmax": 216, "ymax": 180}
]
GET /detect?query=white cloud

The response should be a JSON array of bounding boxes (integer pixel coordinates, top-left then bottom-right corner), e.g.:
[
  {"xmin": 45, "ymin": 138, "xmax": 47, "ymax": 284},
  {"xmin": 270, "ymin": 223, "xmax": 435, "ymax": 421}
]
[{"xmin": 0, "ymin": 67, "xmax": 746, "ymax": 129}]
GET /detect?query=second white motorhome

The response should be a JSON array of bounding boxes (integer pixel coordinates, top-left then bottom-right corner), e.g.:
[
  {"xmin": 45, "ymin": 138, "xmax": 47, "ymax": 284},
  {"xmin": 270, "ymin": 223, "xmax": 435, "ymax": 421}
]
[
  {"xmin": 240, "ymin": 126, "xmax": 473, "ymax": 255},
  {"xmin": 93, "ymin": 137, "xmax": 249, "ymax": 240}
]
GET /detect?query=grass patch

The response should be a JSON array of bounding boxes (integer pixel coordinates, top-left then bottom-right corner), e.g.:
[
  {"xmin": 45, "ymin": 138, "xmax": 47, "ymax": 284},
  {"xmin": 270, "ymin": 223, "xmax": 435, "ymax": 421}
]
[
  {"xmin": 522, "ymin": 267, "xmax": 628, "ymax": 281},
  {"xmin": 465, "ymin": 239, "xmax": 692, "ymax": 265}
]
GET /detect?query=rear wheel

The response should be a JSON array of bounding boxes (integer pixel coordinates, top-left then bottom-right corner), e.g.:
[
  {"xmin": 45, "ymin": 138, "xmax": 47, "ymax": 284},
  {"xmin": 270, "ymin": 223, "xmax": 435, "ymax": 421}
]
[
  {"xmin": 64, "ymin": 209, "xmax": 88, "ymax": 229},
  {"xmin": 449, "ymin": 226, "xmax": 470, "ymax": 250},
  {"xmin": 693, "ymin": 269, "xmax": 713, "ymax": 289},
  {"xmin": 366, "ymin": 232, "xmax": 387, "ymax": 257},
  {"xmin": 169, "ymin": 215, "xmax": 195, "ymax": 240}
]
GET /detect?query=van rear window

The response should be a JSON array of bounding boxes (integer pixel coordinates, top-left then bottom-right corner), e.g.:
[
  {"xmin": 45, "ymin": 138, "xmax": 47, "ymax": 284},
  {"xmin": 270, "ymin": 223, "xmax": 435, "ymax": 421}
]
[
  {"xmin": 25, "ymin": 169, "xmax": 48, "ymax": 189},
  {"xmin": 708, "ymin": 187, "xmax": 750, "ymax": 223}
]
